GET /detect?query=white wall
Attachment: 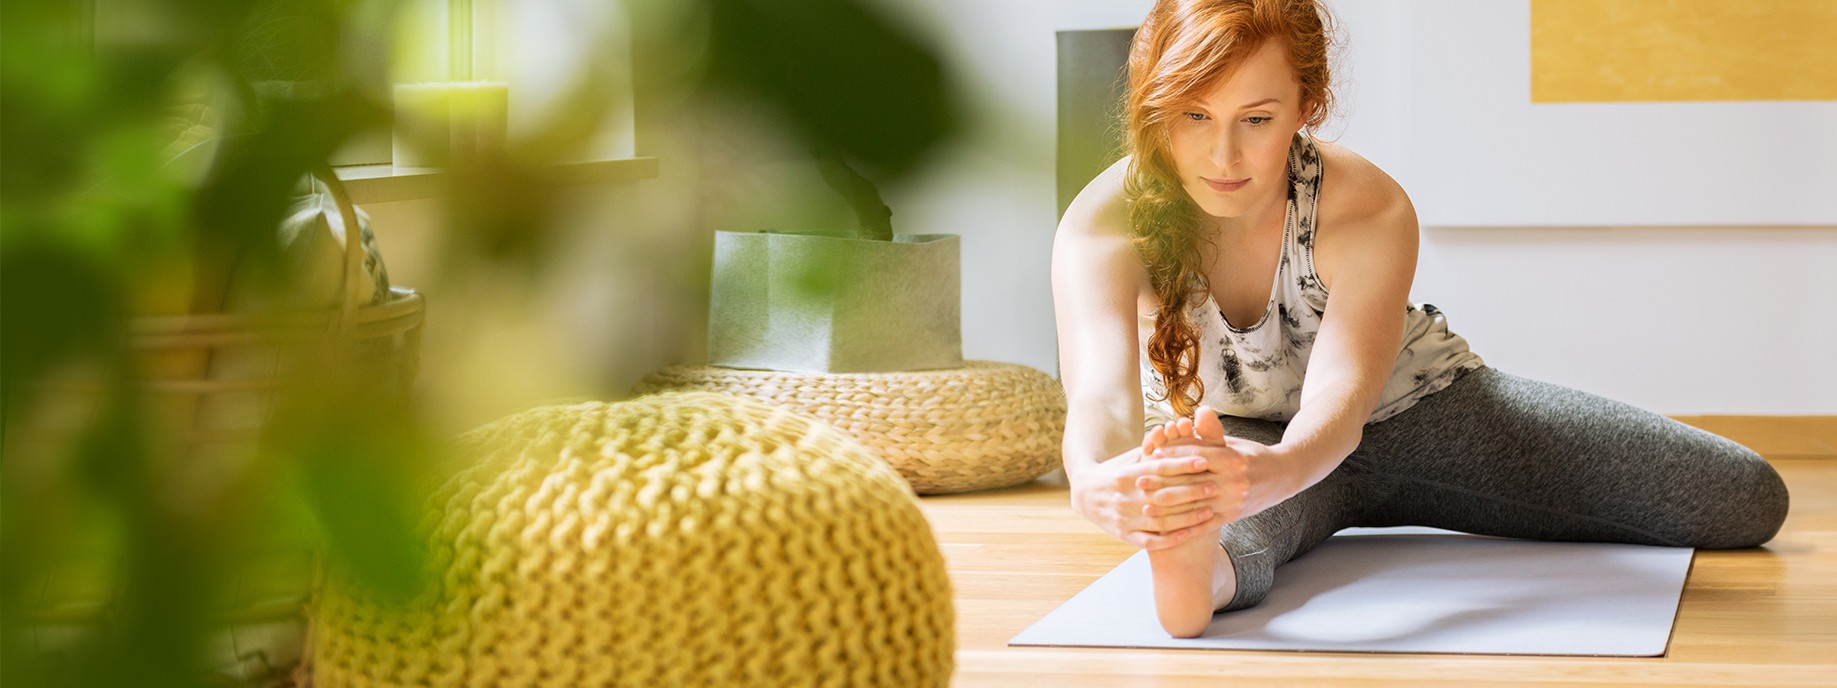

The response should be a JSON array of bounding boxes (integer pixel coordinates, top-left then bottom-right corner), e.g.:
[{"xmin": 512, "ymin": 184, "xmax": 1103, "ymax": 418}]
[
  {"xmin": 364, "ymin": 0, "xmax": 1836, "ymax": 425},
  {"xmin": 873, "ymin": 0, "xmax": 1156, "ymax": 377},
  {"xmin": 875, "ymin": 0, "xmax": 1837, "ymax": 415},
  {"xmin": 1377, "ymin": 0, "xmax": 1837, "ymax": 226}
]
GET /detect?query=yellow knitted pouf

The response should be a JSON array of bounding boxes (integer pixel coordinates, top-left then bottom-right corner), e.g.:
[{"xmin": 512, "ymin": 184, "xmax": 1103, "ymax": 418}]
[
  {"xmin": 634, "ymin": 361, "xmax": 1066, "ymax": 494},
  {"xmin": 309, "ymin": 391, "xmax": 955, "ymax": 687}
]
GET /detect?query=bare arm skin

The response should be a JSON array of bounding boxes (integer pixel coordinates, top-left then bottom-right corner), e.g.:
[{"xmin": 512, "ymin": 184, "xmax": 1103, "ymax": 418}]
[
  {"xmin": 1274, "ymin": 141, "xmax": 1419, "ymax": 493},
  {"xmin": 1053, "ymin": 160, "xmax": 1144, "ymax": 482},
  {"xmin": 1135, "ymin": 142, "xmax": 1423, "ymax": 638},
  {"xmin": 1146, "ymin": 141, "xmax": 1423, "ymax": 522},
  {"xmin": 1053, "ymin": 157, "xmax": 1221, "ymax": 551}
]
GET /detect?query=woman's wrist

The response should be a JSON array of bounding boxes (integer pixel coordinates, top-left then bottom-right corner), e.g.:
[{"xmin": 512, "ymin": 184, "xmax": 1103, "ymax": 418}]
[
  {"xmin": 1063, "ymin": 437, "xmax": 1138, "ymax": 487},
  {"xmin": 1266, "ymin": 441, "xmax": 1331, "ymax": 498},
  {"xmin": 1063, "ymin": 457, "xmax": 1096, "ymax": 503}
]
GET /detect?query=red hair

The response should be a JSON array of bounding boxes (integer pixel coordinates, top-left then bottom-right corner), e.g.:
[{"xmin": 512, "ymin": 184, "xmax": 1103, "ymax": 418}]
[{"xmin": 1124, "ymin": 0, "xmax": 1336, "ymax": 418}]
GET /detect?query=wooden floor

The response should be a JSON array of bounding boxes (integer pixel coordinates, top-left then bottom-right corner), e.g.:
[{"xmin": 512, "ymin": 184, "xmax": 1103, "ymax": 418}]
[{"xmin": 917, "ymin": 441, "xmax": 1835, "ymax": 686}]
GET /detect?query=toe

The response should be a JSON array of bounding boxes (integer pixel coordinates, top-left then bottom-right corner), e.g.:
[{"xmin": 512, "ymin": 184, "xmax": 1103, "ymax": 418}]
[
  {"xmin": 1142, "ymin": 424, "xmax": 1168, "ymax": 455},
  {"xmin": 1193, "ymin": 406, "xmax": 1226, "ymax": 442},
  {"xmin": 1171, "ymin": 417, "xmax": 1195, "ymax": 441}
]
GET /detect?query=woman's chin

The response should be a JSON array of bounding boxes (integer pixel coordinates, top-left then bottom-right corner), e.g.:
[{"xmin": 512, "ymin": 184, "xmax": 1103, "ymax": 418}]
[{"xmin": 1190, "ymin": 201, "xmax": 1242, "ymax": 219}]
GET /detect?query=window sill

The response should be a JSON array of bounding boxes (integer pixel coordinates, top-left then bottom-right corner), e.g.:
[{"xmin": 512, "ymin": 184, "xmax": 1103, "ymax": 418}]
[{"xmin": 334, "ymin": 157, "xmax": 660, "ymax": 205}]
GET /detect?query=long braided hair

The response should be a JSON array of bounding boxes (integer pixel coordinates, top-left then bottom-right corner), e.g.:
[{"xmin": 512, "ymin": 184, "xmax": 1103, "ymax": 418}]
[{"xmin": 1124, "ymin": 0, "xmax": 1336, "ymax": 417}]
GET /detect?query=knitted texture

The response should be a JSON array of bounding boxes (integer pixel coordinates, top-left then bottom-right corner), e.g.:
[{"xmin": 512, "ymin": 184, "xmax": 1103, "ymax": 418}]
[
  {"xmin": 634, "ymin": 361, "xmax": 1066, "ymax": 494},
  {"xmin": 309, "ymin": 391, "xmax": 956, "ymax": 687}
]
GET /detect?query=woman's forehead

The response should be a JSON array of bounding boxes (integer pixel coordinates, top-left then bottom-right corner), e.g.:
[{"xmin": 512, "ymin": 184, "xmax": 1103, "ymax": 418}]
[{"xmin": 1188, "ymin": 41, "xmax": 1300, "ymax": 109}]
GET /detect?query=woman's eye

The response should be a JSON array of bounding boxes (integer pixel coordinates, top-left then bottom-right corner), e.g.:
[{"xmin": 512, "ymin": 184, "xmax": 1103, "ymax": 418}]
[
  {"xmin": 1184, "ymin": 112, "xmax": 1208, "ymax": 122},
  {"xmin": 1245, "ymin": 116, "xmax": 1272, "ymax": 126}
]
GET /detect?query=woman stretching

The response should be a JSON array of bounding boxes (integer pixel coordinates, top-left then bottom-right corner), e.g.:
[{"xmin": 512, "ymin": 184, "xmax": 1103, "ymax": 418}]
[{"xmin": 1051, "ymin": 0, "xmax": 1790, "ymax": 638}]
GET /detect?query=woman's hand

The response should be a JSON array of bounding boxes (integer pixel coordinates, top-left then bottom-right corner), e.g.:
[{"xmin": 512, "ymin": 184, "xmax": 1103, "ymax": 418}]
[
  {"xmin": 1135, "ymin": 409, "xmax": 1298, "ymax": 530},
  {"xmin": 1140, "ymin": 436, "xmax": 1293, "ymax": 529},
  {"xmin": 1070, "ymin": 446, "xmax": 1224, "ymax": 551}
]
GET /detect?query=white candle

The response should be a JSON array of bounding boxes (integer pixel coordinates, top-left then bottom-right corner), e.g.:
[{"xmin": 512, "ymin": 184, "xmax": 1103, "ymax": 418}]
[{"xmin": 392, "ymin": 81, "xmax": 509, "ymax": 168}]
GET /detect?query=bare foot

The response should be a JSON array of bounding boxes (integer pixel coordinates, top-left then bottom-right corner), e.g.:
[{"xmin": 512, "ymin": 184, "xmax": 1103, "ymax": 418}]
[
  {"xmin": 1142, "ymin": 406, "xmax": 1239, "ymax": 637},
  {"xmin": 1140, "ymin": 415, "xmax": 1199, "ymax": 457}
]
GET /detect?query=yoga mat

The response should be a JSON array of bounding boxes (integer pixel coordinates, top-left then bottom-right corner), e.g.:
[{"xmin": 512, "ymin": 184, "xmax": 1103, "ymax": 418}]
[{"xmin": 1010, "ymin": 527, "xmax": 1694, "ymax": 656}]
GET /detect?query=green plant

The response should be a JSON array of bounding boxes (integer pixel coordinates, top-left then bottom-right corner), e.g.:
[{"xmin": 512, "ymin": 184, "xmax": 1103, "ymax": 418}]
[
  {"xmin": 1, "ymin": 0, "xmax": 961, "ymax": 685},
  {"xmin": 812, "ymin": 144, "xmax": 895, "ymax": 242}
]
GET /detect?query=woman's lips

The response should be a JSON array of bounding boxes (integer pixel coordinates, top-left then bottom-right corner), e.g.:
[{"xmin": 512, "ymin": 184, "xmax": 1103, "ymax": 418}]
[{"xmin": 1204, "ymin": 177, "xmax": 1250, "ymax": 192}]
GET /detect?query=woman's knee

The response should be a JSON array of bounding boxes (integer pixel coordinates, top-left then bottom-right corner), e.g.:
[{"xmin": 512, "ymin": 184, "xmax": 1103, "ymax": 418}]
[{"xmin": 1686, "ymin": 444, "xmax": 1790, "ymax": 549}]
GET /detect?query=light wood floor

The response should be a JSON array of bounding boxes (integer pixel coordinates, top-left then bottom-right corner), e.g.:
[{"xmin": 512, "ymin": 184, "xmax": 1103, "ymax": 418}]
[{"xmin": 917, "ymin": 425, "xmax": 1835, "ymax": 687}]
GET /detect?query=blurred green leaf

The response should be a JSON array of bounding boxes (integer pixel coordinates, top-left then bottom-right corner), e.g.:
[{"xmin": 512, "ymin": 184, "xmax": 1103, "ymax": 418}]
[
  {"xmin": 700, "ymin": 0, "xmax": 960, "ymax": 180},
  {"xmin": 190, "ymin": 89, "xmax": 387, "ymax": 308},
  {"xmin": 438, "ymin": 155, "xmax": 568, "ymax": 282},
  {"xmin": 0, "ymin": 242, "xmax": 123, "ymax": 420},
  {"xmin": 4, "ymin": 0, "xmax": 965, "ymax": 684},
  {"xmin": 272, "ymin": 374, "xmax": 434, "ymax": 604},
  {"xmin": 233, "ymin": 0, "xmax": 342, "ymax": 84},
  {"xmin": 49, "ymin": 367, "xmax": 217, "ymax": 688},
  {"xmin": 788, "ymin": 232, "xmax": 847, "ymax": 303},
  {"xmin": 812, "ymin": 144, "xmax": 895, "ymax": 240}
]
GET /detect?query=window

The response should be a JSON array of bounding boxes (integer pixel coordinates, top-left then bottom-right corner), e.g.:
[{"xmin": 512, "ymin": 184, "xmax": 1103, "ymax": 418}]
[{"xmin": 339, "ymin": 0, "xmax": 638, "ymax": 166}]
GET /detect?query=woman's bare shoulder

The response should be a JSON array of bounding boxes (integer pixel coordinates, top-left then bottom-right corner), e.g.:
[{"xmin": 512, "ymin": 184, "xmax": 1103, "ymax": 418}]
[
  {"xmin": 1310, "ymin": 138, "xmax": 1420, "ymax": 291},
  {"xmin": 1053, "ymin": 155, "xmax": 1154, "ymax": 309},
  {"xmin": 1059, "ymin": 155, "xmax": 1134, "ymax": 241},
  {"xmin": 1313, "ymin": 139, "xmax": 1412, "ymax": 224}
]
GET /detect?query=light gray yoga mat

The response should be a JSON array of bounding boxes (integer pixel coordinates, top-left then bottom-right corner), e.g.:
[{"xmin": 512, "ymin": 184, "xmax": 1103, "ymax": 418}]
[{"xmin": 1010, "ymin": 527, "xmax": 1694, "ymax": 657}]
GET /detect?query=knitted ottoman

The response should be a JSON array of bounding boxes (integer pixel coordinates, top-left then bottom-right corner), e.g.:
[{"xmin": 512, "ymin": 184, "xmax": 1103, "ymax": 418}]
[
  {"xmin": 634, "ymin": 361, "xmax": 1066, "ymax": 494},
  {"xmin": 309, "ymin": 391, "xmax": 955, "ymax": 687}
]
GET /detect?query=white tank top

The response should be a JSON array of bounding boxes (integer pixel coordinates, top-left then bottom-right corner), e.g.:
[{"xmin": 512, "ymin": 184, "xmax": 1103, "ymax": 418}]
[{"xmin": 1138, "ymin": 132, "xmax": 1485, "ymax": 430}]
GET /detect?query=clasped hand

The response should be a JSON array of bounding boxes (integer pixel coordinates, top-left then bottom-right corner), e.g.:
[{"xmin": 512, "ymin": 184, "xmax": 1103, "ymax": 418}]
[{"xmin": 1075, "ymin": 407, "xmax": 1294, "ymax": 551}]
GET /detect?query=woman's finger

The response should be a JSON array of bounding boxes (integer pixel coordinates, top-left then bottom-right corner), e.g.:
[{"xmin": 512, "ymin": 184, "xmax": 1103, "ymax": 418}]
[
  {"xmin": 1149, "ymin": 504, "xmax": 1216, "ymax": 533},
  {"xmin": 1146, "ymin": 482, "xmax": 1216, "ymax": 507},
  {"xmin": 1141, "ymin": 495, "xmax": 1211, "ymax": 519},
  {"xmin": 1150, "ymin": 442, "xmax": 1242, "ymax": 460},
  {"xmin": 1133, "ymin": 472, "xmax": 1212, "ymax": 491},
  {"xmin": 1130, "ymin": 455, "xmax": 1211, "ymax": 478},
  {"xmin": 1194, "ymin": 508, "xmax": 1236, "ymax": 534}
]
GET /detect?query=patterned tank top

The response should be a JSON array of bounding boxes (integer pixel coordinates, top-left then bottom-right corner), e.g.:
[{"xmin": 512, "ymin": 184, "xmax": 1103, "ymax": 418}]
[{"xmin": 1138, "ymin": 132, "xmax": 1485, "ymax": 430}]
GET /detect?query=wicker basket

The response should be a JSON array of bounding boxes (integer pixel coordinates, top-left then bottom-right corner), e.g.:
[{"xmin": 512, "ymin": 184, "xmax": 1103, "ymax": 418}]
[
  {"xmin": 13, "ymin": 168, "xmax": 425, "ymax": 688},
  {"xmin": 634, "ymin": 361, "xmax": 1066, "ymax": 495}
]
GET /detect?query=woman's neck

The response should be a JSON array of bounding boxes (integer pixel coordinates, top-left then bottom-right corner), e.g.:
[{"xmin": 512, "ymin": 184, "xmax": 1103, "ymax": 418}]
[{"xmin": 1200, "ymin": 195, "xmax": 1286, "ymax": 239}]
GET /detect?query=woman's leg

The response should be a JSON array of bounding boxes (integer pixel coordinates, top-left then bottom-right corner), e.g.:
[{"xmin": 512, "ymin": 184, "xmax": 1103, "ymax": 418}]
[
  {"xmin": 1212, "ymin": 415, "xmax": 1374, "ymax": 612},
  {"xmin": 1210, "ymin": 365, "xmax": 1791, "ymax": 613},
  {"xmin": 1348, "ymin": 366, "xmax": 1790, "ymax": 549}
]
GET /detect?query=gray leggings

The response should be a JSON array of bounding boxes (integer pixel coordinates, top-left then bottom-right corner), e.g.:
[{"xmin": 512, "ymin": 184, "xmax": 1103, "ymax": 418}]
[{"xmin": 1214, "ymin": 365, "xmax": 1791, "ymax": 613}]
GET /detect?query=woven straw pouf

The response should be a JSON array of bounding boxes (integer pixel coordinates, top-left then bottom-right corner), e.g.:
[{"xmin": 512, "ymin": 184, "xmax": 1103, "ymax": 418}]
[
  {"xmin": 308, "ymin": 391, "xmax": 955, "ymax": 687},
  {"xmin": 634, "ymin": 360, "xmax": 1067, "ymax": 495}
]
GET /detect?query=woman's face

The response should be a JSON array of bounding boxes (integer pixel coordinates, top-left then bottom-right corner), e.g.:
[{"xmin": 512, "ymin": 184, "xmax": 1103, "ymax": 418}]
[{"xmin": 1165, "ymin": 39, "xmax": 1307, "ymax": 222}]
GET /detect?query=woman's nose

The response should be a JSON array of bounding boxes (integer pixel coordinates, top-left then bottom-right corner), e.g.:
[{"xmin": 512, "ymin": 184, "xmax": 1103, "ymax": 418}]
[{"xmin": 1210, "ymin": 135, "xmax": 1239, "ymax": 170}]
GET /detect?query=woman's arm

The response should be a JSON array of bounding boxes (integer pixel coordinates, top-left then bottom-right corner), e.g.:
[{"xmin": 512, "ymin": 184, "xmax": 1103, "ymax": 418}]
[
  {"xmin": 1054, "ymin": 158, "xmax": 1220, "ymax": 550},
  {"xmin": 1052, "ymin": 160, "xmax": 1145, "ymax": 483},
  {"xmin": 1144, "ymin": 148, "xmax": 1420, "ymax": 521},
  {"xmin": 1274, "ymin": 146, "xmax": 1420, "ymax": 495}
]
